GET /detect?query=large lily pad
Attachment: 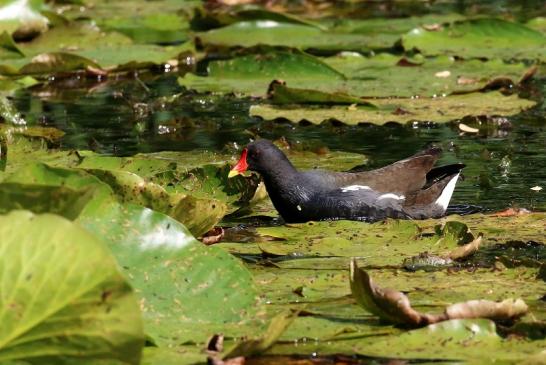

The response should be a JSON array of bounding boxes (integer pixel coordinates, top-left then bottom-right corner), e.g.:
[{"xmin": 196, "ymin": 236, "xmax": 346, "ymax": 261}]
[
  {"xmin": 217, "ymin": 211, "xmax": 545, "ymax": 360},
  {"xmin": 0, "ymin": 22, "xmax": 191, "ymax": 75},
  {"xmin": 0, "ymin": 210, "xmax": 144, "ymax": 364},
  {"xmin": 82, "ymin": 168, "xmax": 227, "ymax": 237},
  {"xmin": 321, "ymin": 53, "xmax": 536, "ymax": 98},
  {"xmin": 2, "ymin": 162, "xmax": 264, "ymax": 346},
  {"xmin": 196, "ymin": 20, "xmax": 378, "ymax": 52},
  {"xmin": 356, "ymin": 319, "xmax": 544, "ymax": 362},
  {"xmin": 78, "ymin": 202, "xmax": 262, "ymax": 345},
  {"xmin": 99, "ymin": 14, "xmax": 189, "ymax": 44},
  {"xmin": 181, "ymin": 50, "xmax": 535, "ymax": 98},
  {"xmin": 4, "ymin": 160, "xmax": 225, "ymax": 235},
  {"xmin": 402, "ymin": 18, "xmax": 546, "ymax": 61},
  {"xmin": 77, "ymin": 151, "xmax": 260, "ymax": 214},
  {"xmin": 250, "ymin": 91, "xmax": 536, "ymax": 125},
  {"xmin": 179, "ymin": 50, "xmax": 344, "ymax": 97}
]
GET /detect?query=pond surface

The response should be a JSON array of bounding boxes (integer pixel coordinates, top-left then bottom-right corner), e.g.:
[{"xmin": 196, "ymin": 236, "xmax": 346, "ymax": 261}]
[{"xmin": 12, "ymin": 72, "xmax": 546, "ymax": 213}]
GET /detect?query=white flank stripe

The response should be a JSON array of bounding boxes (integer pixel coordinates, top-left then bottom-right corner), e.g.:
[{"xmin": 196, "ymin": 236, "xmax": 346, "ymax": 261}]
[
  {"xmin": 341, "ymin": 185, "xmax": 371, "ymax": 193},
  {"xmin": 435, "ymin": 173, "xmax": 460, "ymax": 211},
  {"xmin": 378, "ymin": 193, "xmax": 405, "ymax": 201}
]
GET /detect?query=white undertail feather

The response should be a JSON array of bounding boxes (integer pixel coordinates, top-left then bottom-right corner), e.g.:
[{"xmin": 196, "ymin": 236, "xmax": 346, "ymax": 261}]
[
  {"xmin": 435, "ymin": 173, "xmax": 460, "ymax": 212},
  {"xmin": 341, "ymin": 185, "xmax": 371, "ymax": 192},
  {"xmin": 378, "ymin": 193, "xmax": 405, "ymax": 201}
]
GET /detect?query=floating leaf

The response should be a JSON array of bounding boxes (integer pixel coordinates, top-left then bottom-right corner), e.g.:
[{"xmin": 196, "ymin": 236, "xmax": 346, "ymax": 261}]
[
  {"xmin": 321, "ymin": 53, "xmax": 534, "ymax": 97},
  {"xmin": 350, "ymin": 259, "xmax": 528, "ymax": 326},
  {"xmin": 0, "ymin": 31, "xmax": 24, "ymax": 58},
  {"xmin": 324, "ymin": 13, "xmax": 466, "ymax": 49},
  {"xmin": 448, "ymin": 235, "xmax": 483, "ymax": 260},
  {"xmin": 196, "ymin": 20, "xmax": 374, "ymax": 52},
  {"xmin": 526, "ymin": 17, "xmax": 546, "ymax": 35},
  {"xmin": 0, "ymin": 23, "xmax": 191, "ymax": 75},
  {"xmin": 268, "ymin": 81, "xmax": 376, "ymax": 106},
  {"xmin": 83, "ymin": 168, "xmax": 227, "ymax": 236},
  {"xmin": 2, "ymin": 162, "xmax": 263, "ymax": 346},
  {"xmin": 402, "ymin": 18, "xmax": 546, "ymax": 61},
  {"xmin": 250, "ymin": 92, "xmax": 536, "ymax": 125},
  {"xmin": 0, "ymin": 182, "xmax": 93, "ymax": 219},
  {"xmin": 100, "ymin": 13, "xmax": 188, "ymax": 44},
  {"xmin": 350, "ymin": 259, "xmax": 422, "ymax": 326},
  {"xmin": 179, "ymin": 50, "xmax": 344, "ymax": 97},
  {"xmin": 182, "ymin": 50, "xmax": 533, "ymax": 98},
  {"xmin": 222, "ymin": 309, "xmax": 298, "ymax": 359},
  {"xmin": 0, "ymin": 210, "xmax": 144, "ymax": 364},
  {"xmin": 435, "ymin": 220, "xmax": 474, "ymax": 245},
  {"xmin": 78, "ymin": 202, "xmax": 262, "ymax": 346}
]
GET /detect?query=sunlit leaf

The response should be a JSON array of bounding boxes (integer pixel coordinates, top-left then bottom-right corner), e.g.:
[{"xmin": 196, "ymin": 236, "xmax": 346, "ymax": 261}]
[
  {"xmin": 250, "ymin": 91, "xmax": 536, "ymax": 125},
  {"xmin": 402, "ymin": 18, "xmax": 546, "ymax": 61},
  {"xmin": 0, "ymin": 210, "xmax": 144, "ymax": 364}
]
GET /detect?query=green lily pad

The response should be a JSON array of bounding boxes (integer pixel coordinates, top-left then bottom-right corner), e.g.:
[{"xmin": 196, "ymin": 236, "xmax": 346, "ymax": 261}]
[
  {"xmin": 196, "ymin": 20, "xmax": 376, "ymax": 53},
  {"xmin": 326, "ymin": 14, "xmax": 466, "ymax": 47},
  {"xmin": 77, "ymin": 151, "xmax": 260, "ymax": 214},
  {"xmin": 250, "ymin": 91, "xmax": 536, "ymax": 125},
  {"xmin": 218, "ymin": 209, "xmax": 545, "ymax": 360},
  {"xmin": 82, "ymin": 168, "xmax": 227, "ymax": 237},
  {"xmin": 1, "ymin": 162, "xmax": 263, "ymax": 346},
  {"xmin": 321, "ymin": 53, "xmax": 535, "ymax": 98},
  {"xmin": 179, "ymin": 50, "xmax": 344, "ymax": 97},
  {"xmin": 358, "ymin": 319, "xmax": 544, "ymax": 361},
  {"xmin": 0, "ymin": 136, "xmax": 83, "ymax": 181},
  {"xmin": 193, "ymin": 5, "xmax": 323, "ymax": 30},
  {"xmin": 269, "ymin": 82, "xmax": 376, "ymax": 106},
  {"xmin": 0, "ymin": 182, "xmax": 93, "ymax": 219},
  {"xmin": 527, "ymin": 17, "xmax": 546, "ymax": 35},
  {"xmin": 0, "ymin": 22, "xmax": 191, "ymax": 75},
  {"xmin": 0, "ymin": 31, "xmax": 24, "ymax": 58},
  {"xmin": 0, "ymin": 210, "xmax": 144, "ymax": 364},
  {"xmin": 78, "ymin": 202, "xmax": 262, "ymax": 346},
  {"xmin": 0, "ymin": 75, "xmax": 38, "ymax": 91},
  {"xmin": 181, "ymin": 50, "xmax": 534, "ymax": 99},
  {"xmin": 402, "ymin": 18, "xmax": 546, "ymax": 61},
  {"xmin": 99, "ymin": 13, "xmax": 188, "ymax": 44},
  {"xmin": 141, "ymin": 347, "xmax": 204, "ymax": 365}
]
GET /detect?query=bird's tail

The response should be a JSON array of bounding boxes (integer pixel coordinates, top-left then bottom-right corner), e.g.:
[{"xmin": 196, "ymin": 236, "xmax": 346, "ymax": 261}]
[{"xmin": 403, "ymin": 164, "xmax": 465, "ymax": 219}]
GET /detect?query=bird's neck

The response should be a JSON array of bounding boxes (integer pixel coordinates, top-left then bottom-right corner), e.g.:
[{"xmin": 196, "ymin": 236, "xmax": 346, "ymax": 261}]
[
  {"xmin": 260, "ymin": 162, "xmax": 315, "ymax": 222},
  {"xmin": 260, "ymin": 160, "xmax": 298, "ymax": 193}
]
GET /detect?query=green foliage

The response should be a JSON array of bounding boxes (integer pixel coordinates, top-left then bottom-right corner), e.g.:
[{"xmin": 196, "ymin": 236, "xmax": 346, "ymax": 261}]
[
  {"xmin": 0, "ymin": 210, "xmax": 144, "ymax": 364},
  {"xmin": 250, "ymin": 92, "xmax": 536, "ymax": 125},
  {"xmin": 0, "ymin": 2, "xmax": 544, "ymax": 364},
  {"xmin": 402, "ymin": 18, "xmax": 546, "ymax": 61}
]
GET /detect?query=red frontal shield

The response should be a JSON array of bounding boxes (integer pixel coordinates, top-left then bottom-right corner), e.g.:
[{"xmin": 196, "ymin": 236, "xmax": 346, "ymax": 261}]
[{"xmin": 228, "ymin": 148, "xmax": 248, "ymax": 178}]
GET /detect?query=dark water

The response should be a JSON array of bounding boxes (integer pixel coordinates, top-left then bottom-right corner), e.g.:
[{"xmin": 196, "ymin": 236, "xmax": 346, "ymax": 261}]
[{"xmin": 11, "ymin": 72, "xmax": 546, "ymax": 212}]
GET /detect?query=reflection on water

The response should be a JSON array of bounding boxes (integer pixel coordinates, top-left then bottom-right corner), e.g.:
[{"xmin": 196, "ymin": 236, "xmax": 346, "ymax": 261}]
[{"xmin": 12, "ymin": 72, "xmax": 546, "ymax": 212}]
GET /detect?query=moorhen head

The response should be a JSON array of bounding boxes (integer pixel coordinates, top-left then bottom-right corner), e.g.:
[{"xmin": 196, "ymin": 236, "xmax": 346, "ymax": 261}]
[{"xmin": 229, "ymin": 139, "xmax": 464, "ymax": 223}]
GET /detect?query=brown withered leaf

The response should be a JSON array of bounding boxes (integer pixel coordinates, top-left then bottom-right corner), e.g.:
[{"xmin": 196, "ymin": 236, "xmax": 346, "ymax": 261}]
[
  {"xmin": 202, "ymin": 227, "xmax": 225, "ymax": 245},
  {"xmin": 207, "ymin": 334, "xmax": 246, "ymax": 365},
  {"xmin": 444, "ymin": 299, "xmax": 528, "ymax": 322},
  {"xmin": 448, "ymin": 234, "xmax": 483, "ymax": 260},
  {"xmin": 423, "ymin": 23, "xmax": 443, "ymax": 31},
  {"xmin": 350, "ymin": 259, "xmax": 422, "ymax": 326},
  {"xmin": 350, "ymin": 259, "xmax": 528, "ymax": 327},
  {"xmin": 457, "ymin": 76, "xmax": 478, "ymax": 85},
  {"xmin": 223, "ymin": 309, "xmax": 299, "ymax": 359},
  {"xmin": 490, "ymin": 207, "xmax": 531, "ymax": 217}
]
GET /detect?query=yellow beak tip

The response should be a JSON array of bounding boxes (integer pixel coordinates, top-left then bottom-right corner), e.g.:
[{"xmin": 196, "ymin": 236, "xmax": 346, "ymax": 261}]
[{"xmin": 228, "ymin": 170, "xmax": 240, "ymax": 178}]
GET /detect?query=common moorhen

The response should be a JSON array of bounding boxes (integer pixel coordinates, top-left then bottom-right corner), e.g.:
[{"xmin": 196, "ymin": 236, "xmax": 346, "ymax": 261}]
[{"xmin": 228, "ymin": 140, "xmax": 464, "ymax": 223}]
